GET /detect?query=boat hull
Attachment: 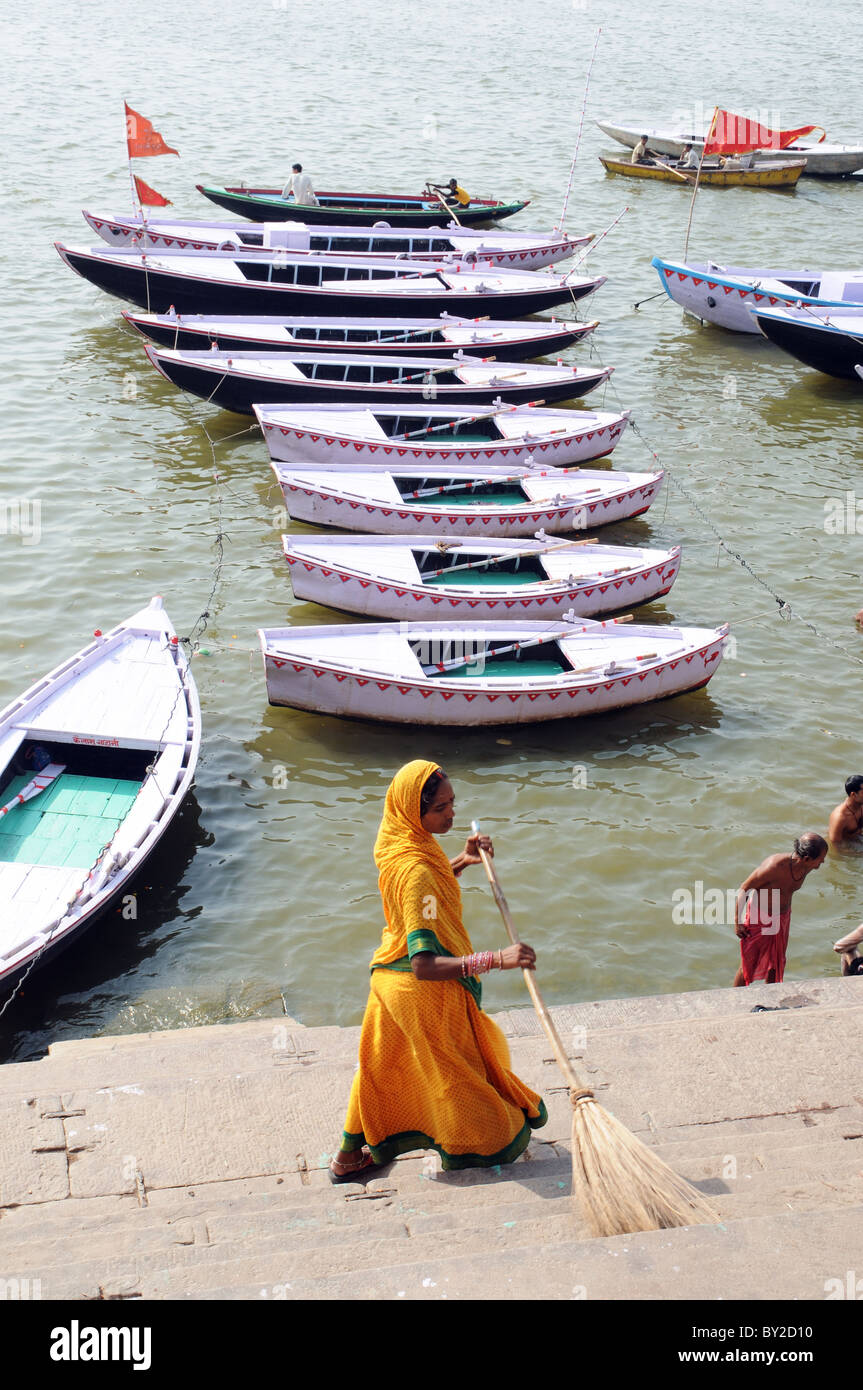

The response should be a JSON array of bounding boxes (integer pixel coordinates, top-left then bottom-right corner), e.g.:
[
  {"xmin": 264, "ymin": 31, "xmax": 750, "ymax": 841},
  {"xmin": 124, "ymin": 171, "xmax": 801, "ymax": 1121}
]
[
  {"xmin": 145, "ymin": 349, "xmax": 611, "ymax": 415},
  {"xmin": 599, "ymin": 157, "xmax": 805, "ymax": 188},
  {"xmin": 122, "ymin": 310, "xmax": 595, "ymax": 360},
  {"xmin": 275, "ymin": 465, "xmax": 658, "ymax": 537},
  {"xmin": 197, "ymin": 184, "xmax": 528, "ymax": 226},
  {"xmin": 282, "ymin": 538, "xmax": 681, "ymax": 620},
  {"xmin": 58, "ymin": 245, "xmax": 593, "ymax": 319},
  {"xmin": 259, "ymin": 621, "xmax": 728, "ymax": 726},
  {"xmin": 258, "ymin": 406, "xmax": 629, "ymax": 469},
  {"xmin": 751, "ymin": 311, "xmax": 863, "ymax": 379},
  {"xmin": 650, "ymin": 257, "xmax": 859, "ymax": 333},
  {"xmin": 0, "ymin": 599, "xmax": 201, "ymax": 988}
]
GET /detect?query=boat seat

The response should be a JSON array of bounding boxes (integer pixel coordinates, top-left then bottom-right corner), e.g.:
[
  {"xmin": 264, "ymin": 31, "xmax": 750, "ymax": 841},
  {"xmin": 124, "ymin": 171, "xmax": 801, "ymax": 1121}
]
[{"xmin": 424, "ymin": 568, "xmax": 540, "ymax": 587}]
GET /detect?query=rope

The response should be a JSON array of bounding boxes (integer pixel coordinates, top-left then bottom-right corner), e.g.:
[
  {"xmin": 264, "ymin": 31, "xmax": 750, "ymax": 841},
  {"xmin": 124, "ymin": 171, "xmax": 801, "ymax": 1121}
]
[{"xmin": 594, "ymin": 358, "xmax": 863, "ymax": 670}]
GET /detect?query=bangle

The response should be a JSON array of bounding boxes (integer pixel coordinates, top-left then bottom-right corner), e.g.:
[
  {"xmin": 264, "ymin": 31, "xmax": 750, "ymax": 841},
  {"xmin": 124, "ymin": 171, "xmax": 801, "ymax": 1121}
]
[{"xmin": 497, "ymin": 950, "xmax": 503, "ymax": 970}]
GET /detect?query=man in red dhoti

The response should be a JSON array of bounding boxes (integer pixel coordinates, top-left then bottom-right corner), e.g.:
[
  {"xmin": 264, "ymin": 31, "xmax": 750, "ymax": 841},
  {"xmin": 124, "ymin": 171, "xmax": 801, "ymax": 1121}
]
[{"xmin": 733, "ymin": 833, "xmax": 828, "ymax": 986}]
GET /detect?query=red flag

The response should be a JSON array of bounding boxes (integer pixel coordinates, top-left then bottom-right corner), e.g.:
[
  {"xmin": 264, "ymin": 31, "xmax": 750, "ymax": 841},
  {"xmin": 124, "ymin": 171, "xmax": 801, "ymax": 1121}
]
[
  {"xmin": 125, "ymin": 102, "xmax": 178, "ymax": 158},
  {"xmin": 704, "ymin": 109, "xmax": 825, "ymax": 155},
  {"xmin": 134, "ymin": 175, "xmax": 172, "ymax": 207}
]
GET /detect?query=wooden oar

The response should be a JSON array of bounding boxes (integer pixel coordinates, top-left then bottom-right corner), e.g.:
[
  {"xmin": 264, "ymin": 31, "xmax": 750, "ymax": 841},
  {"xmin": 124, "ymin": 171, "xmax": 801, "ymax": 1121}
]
[
  {"xmin": 421, "ymin": 536, "xmax": 599, "ymax": 581},
  {"xmin": 376, "ymin": 316, "xmax": 491, "ymax": 347},
  {"xmin": 653, "ymin": 159, "xmax": 694, "ymax": 183},
  {"xmin": 433, "ymin": 188, "xmax": 463, "ymax": 227},
  {"xmin": 0, "ymin": 763, "xmax": 66, "ymax": 819},
  {"xmin": 384, "ymin": 356, "xmax": 496, "ymax": 387},
  {"xmin": 404, "ymin": 468, "xmax": 590, "ymax": 500},
  {"xmin": 470, "ymin": 820, "xmax": 720, "ymax": 1237},
  {"xmin": 420, "ymin": 614, "xmax": 633, "ymax": 674},
  {"xmin": 393, "ymin": 397, "xmax": 546, "ymax": 441}
]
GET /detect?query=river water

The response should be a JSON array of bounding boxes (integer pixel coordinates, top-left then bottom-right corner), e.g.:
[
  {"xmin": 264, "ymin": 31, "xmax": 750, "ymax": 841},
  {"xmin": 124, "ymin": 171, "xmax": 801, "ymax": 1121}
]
[{"xmin": 2, "ymin": 0, "xmax": 862, "ymax": 1060}]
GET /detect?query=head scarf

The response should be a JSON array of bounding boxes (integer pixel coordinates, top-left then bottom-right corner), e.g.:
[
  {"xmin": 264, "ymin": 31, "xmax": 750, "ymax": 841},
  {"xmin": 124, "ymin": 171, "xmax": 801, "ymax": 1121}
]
[{"xmin": 371, "ymin": 759, "xmax": 469, "ymax": 966}]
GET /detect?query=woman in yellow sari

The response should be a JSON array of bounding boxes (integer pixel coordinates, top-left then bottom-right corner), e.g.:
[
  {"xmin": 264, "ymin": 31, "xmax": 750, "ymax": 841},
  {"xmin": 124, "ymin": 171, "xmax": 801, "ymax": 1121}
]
[{"xmin": 330, "ymin": 759, "xmax": 548, "ymax": 1180}]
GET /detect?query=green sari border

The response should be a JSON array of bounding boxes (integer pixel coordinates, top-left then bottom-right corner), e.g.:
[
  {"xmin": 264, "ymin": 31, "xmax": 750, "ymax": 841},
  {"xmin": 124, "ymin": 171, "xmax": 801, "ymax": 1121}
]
[
  {"xmin": 341, "ymin": 1100, "xmax": 548, "ymax": 1171},
  {"xmin": 370, "ymin": 928, "xmax": 482, "ymax": 1008}
]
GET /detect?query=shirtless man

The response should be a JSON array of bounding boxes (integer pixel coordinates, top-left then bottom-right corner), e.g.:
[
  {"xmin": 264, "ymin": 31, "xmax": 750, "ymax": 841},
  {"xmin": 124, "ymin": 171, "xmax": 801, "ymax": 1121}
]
[
  {"xmin": 833, "ymin": 923, "xmax": 863, "ymax": 976},
  {"xmin": 828, "ymin": 775, "xmax": 863, "ymax": 845},
  {"xmin": 733, "ymin": 832, "xmax": 828, "ymax": 986}
]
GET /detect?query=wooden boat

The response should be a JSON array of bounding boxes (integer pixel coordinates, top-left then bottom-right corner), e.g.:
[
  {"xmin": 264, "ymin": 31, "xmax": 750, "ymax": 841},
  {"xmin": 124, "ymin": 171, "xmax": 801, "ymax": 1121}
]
[
  {"xmin": 0, "ymin": 597, "xmax": 200, "ymax": 989},
  {"xmin": 749, "ymin": 303, "xmax": 863, "ymax": 379},
  {"xmin": 56, "ymin": 243, "xmax": 604, "ymax": 319},
  {"xmin": 280, "ymin": 533, "xmax": 681, "ymax": 621},
  {"xmin": 84, "ymin": 209, "xmax": 591, "ymax": 270},
  {"xmin": 599, "ymin": 155, "xmax": 805, "ymax": 188},
  {"xmin": 255, "ymin": 401, "xmax": 630, "ymax": 469},
  {"xmin": 651, "ymin": 256, "xmax": 863, "ymax": 332},
  {"xmin": 197, "ymin": 183, "xmax": 528, "ymax": 227},
  {"xmin": 595, "ymin": 120, "xmax": 863, "ymax": 177},
  {"xmin": 258, "ymin": 615, "xmax": 729, "ymax": 726},
  {"xmin": 270, "ymin": 459, "xmax": 662, "ymax": 538},
  {"xmin": 122, "ymin": 310, "xmax": 597, "ymax": 360},
  {"xmin": 143, "ymin": 345, "xmax": 612, "ymax": 415}
]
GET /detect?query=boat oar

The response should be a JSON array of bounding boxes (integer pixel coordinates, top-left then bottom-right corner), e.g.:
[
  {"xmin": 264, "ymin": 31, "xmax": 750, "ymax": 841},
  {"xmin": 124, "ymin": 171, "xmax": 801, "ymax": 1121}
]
[
  {"xmin": 0, "ymin": 763, "xmax": 66, "ymax": 819},
  {"xmin": 376, "ymin": 317, "xmax": 491, "ymax": 347},
  {"xmin": 420, "ymin": 613, "xmax": 633, "ymax": 674},
  {"xmin": 470, "ymin": 820, "xmax": 721, "ymax": 1237},
  {"xmin": 433, "ymin": 188, "xmax": 464, "ymax": 227},
  {"xmin": 384, "ymin": 356, "xmax": 496, "ymax": 387},
  {"xmin": 653, "ymin": 159, "xmax": 695, "ymax": 183},
  {"xmin": 421, "ymin": 536, "xmax": 599, "ymax": 580},
  {"xmin": 392, "ymin": 397, "xmax": 546, "ymax": 441},
  {"xmin": 403, "ymin": 469, "xmax": 597, "ymax": 500}
]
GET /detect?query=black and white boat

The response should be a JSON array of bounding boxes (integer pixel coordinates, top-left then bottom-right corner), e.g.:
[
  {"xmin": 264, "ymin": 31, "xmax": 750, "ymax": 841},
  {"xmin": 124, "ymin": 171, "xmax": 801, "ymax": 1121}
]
[
  {"xmin": 122, "ymin": 309, "xmax": 597, "ymax": 360},
  {"xmin": 749, "ymin": 302, "xmax": 863, "ymax": 379},
  {"xmin": 143, "ymin": 345, "xmax": 612, "ymax": 414},
  {"xmin": 56, "ymin": 243, "xmax": 605, "ymax": 318},
  {"xmin": 83, "ymin": 209, "xmax": 592, "ymax": 270}
]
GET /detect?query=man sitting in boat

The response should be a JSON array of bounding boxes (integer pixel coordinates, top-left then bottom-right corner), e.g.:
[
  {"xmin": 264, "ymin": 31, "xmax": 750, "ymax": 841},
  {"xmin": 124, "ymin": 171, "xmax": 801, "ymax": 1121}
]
[
  {"xmin": 677, "ymin": 143, "xmax": 699, "ymax": 169},
  {"xmin": 281, "ymin": 163, "xmax": 318, "ymax": 205},
  {"xmin": 428, "ymin": 177, "xmax": 470, "ymax": 207},
  {"xmin": 631, "ymin": 135, "xmax": 655, "ymax": 165},
  {"xmin": 719, "ymin": 154, "xmax": 743, "ymax": 170}
]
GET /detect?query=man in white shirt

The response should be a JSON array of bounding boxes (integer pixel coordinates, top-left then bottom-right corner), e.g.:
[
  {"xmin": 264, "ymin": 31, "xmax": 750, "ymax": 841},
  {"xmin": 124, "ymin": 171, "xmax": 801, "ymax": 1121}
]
[
  {"xmin": 282, "ymin": 163, "xmax": 318, "ymax": 204},
  {"xmin": 678, "ymin": 143, "xmax": 699, "ymax": 169}
]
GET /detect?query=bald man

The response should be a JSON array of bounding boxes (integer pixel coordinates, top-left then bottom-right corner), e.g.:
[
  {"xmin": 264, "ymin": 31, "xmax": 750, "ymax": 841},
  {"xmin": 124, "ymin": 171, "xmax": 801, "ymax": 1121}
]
[{"xmin": 733, "ymin": 832, "xmax": 828, "ymax": 986}]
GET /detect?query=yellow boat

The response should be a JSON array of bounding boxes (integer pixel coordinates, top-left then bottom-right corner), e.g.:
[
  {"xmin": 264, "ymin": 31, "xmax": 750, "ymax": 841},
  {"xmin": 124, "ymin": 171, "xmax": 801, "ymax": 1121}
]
[{"xmin": 599, "ymin": 156, "xmax": 806, "ymax": 188}]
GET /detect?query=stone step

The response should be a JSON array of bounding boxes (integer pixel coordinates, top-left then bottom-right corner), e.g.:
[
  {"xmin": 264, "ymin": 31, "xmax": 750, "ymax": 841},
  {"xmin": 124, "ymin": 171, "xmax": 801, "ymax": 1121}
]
[
  {"xmin": 138, "ymin": 1203, "xmax": 863, "ymax": 1301},
  {"xmin": 3, "ymin": 1150, "xmax": 861, "ymax": 1293}
]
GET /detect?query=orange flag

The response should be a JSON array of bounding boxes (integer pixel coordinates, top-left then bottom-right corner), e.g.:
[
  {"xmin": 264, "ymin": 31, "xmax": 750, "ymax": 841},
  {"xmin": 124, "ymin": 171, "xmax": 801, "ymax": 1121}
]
[
  {"xmin": 134, "ymin": 175, "xmax": 172, "ymax": 206},
  {"xmin": 704, "ymin": 109, "xmax": 826, "ymax": 156},
  {"xmin": 125, "ymin": 102, "xmax": 178, "ymax": 158}
]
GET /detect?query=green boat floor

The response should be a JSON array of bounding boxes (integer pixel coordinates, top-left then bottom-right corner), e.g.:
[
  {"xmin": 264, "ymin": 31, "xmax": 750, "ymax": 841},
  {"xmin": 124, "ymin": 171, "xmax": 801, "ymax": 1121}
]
[
  {"xmin": 424, "ymin": 568, "xmax": 542, "ymax": 587},
  {"xmin": 429, "ymin": 489, "xmax": 527, "ymax": 507},
  {"xmin": 0, "ymin": 773, "xmax": 141, "ymax": 869},
  {"xmin": 434, "ymin": 659, "xmax": 567, "ymax": 679}
]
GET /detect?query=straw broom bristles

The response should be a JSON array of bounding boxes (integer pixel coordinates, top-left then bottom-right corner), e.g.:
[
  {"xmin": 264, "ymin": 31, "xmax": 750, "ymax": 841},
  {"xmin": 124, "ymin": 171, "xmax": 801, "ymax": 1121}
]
[{"xmin": 471, "ymin": 823, "xmax": 721, "ymax": 1238}]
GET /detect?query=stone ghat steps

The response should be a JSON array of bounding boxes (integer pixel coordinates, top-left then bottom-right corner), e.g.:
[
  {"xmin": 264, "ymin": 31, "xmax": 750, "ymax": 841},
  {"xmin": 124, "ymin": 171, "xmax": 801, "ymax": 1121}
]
[
  {"xmin": 2, "ymin": 1142, "xmax": 861, "ymax": 1300},
  {"xmin": 137, "ymin": 1205, "xmax": 863, "ymax": 1301}
]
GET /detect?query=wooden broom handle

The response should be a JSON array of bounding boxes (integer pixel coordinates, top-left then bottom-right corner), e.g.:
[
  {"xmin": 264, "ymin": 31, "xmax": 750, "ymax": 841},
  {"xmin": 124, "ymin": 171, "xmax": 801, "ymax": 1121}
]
[{"xmin": 471, "ymin": 821, "xmax": 585, "ymax": 1093}]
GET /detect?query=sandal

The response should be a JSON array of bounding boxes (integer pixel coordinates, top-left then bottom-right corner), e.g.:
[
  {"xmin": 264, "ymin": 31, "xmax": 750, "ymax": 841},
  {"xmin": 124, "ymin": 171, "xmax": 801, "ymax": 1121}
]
[{"xmin": 328, "ymin": 1149, "xmax": 380, "ymax": 1184}]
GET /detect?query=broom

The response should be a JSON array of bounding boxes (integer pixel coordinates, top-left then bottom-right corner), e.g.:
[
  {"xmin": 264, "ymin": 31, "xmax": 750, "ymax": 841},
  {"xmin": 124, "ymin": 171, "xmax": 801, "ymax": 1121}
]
[{"xmin": 471, "ymin": 819, "xmax": 721, "ymax": 1237}]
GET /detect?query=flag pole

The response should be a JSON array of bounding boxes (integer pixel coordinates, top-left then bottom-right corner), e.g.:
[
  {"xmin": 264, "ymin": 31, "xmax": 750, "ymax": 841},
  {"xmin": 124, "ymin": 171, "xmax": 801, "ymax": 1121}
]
[
  {"xmin": 124, "ymin": 102, "xmax": 143, "ymax": 220},
  {"xmin": 556, "ymin": 27, "xmax": 602, "ymax": 233},
  {"xmin": 682, "ymin": 106, "xmax": 718, "ymax": 261}
]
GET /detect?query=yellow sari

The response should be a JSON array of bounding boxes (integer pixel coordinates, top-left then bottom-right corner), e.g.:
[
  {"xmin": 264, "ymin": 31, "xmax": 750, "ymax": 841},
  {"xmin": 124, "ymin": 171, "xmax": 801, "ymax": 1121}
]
[{"xmin": 341, "ymin": 759, "xmax": 547, "ymax": 1169}]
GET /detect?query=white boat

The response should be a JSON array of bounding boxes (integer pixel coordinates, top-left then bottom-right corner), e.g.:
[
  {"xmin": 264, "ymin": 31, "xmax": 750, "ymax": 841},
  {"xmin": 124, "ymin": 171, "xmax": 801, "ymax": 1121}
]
[
  {"xmin": 271, "ymin": 459, "xmax": 662, "ymax": 537},
  {"xmin": 0, "ymin": 598, "xmax": 200, "ymax": 988},
  {"xmin": 595, "ymin": 119, "xmax": 863, "ymax": 177},
  {"xmin": 651, "ymin": 256, "xmax": 863, "ymax": 333},
  {"xmin": 281, "ymin": 533, "xmax": 681, "ymax": 620},
  {"xmin": 255, "ymin": 401, "xmax": 630, "ymax": 468},
  {"xmin": 259, "ymin": 616, "xmax": 729, "ymax": 726},
  {"xmin": 83, "ymin": 209, "xmax": 592, "ymax": 270}
]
